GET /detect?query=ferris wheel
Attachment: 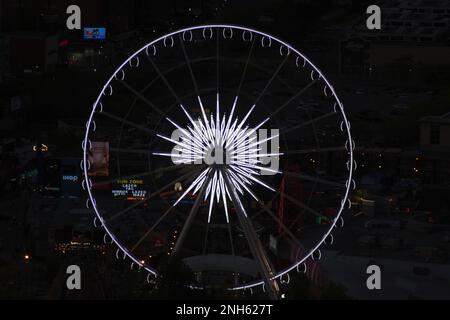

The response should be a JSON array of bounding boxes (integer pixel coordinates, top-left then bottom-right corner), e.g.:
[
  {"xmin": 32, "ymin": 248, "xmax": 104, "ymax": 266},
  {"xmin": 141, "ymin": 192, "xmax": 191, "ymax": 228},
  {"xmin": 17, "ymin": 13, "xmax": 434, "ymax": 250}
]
[{"xmin": 82, "ymin": 24, "xmax": 355, "ymax": 299}]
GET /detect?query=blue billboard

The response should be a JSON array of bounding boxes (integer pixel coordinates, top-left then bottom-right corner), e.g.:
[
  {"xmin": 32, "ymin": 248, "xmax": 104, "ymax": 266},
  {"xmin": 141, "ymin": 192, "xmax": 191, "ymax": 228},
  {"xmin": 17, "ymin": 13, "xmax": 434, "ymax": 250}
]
[
  {"xmin": 60, "ymin": 158, "xmax": 82, "ymax": 197},
  {"xmin": 83, "ymin": 27, "xmax": 106, "ymax": 40}
]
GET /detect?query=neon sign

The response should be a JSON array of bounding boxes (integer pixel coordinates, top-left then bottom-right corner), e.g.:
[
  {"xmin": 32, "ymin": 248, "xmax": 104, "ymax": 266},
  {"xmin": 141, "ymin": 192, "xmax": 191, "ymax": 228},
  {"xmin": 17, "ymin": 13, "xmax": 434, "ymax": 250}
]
[{"xmin": 112, "ymin": 179, "xmax": 147, "ymax": 200}]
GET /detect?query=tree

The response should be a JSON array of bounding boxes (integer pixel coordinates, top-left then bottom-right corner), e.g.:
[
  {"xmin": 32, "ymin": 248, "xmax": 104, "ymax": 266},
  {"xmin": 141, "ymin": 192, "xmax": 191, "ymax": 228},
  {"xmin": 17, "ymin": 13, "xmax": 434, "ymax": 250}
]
[{"xmin": 151, "ymin": 255, "xmax": 206, "ymax": 299}]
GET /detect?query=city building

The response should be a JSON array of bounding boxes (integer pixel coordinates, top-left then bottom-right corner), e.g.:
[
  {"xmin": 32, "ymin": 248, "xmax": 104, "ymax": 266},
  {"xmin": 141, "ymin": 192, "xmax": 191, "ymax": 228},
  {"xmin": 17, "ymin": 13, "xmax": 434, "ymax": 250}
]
[
  {"xmin": 0, "ymin": 34, "xmax": 9, "ymax": 82},
  {"xmin": 357, "ymin": 0, "xmax": 450, "ymax": 43},
  {"xmin": 419, "ymin": 113, "xmax": 450, "ymax": 184},
  {"xmin": 8, "ymin": 33, "xmax": 58, "ymax": 73},
  {"xmin": 341, "ymin": 0, "xmax": 450, "ymax": 75},
  {"xmin": 420, "ymin": 112, "xmax": 450, "ymax": 152}
]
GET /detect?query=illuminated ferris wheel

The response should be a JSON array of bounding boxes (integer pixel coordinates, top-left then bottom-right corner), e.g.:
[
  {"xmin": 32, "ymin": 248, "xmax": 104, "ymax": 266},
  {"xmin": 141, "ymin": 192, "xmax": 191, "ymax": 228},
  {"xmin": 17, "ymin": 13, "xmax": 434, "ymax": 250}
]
[{"xmin": 82, "ymin": 25, "xmax": 354, "ymax": 299}]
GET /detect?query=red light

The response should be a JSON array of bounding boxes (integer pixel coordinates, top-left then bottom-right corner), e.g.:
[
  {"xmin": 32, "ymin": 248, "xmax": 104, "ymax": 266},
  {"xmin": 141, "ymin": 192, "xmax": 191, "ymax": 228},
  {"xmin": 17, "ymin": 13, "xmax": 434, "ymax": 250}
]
[{"xmin": 59, "ymin": 39, "xmax": 69, "ymax": 47}]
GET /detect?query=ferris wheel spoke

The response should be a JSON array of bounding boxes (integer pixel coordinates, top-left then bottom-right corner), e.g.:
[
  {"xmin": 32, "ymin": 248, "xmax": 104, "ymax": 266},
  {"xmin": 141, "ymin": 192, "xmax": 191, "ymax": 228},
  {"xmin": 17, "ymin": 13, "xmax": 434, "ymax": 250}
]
[
  {"xmin": 117, "ymin": 80, "xmax": 164, "ymax": 116},
  {"xmin": 105, "ymin": 166, "xmax": 202, "ymax": 223},
  {"xmin": 285, "ymin": 191, "xmax": 317, "ymax": 232},
  {"xmin": 130, "ymin": 205, "xmax": 176, "ymax": 253},
  {"xmin": 227, "ymin": 223, "xmax": 236, "ymax": 256},
  {"xmin": 236, "ymin": 35, "xmax": 256, "ymax": 98},
  {"xmin": 202, "ymin": 222, "xmax": 210, "ymax": 255},
  {"xmin": 110, "ymin": 147, "xmax": 152, "ymax": 155},
  {"xmin": 268, "ymin": 79, "xmax": 318, "ymax": 119},
  {"xmin": 145, "ymin": 54, "xmax": 183, "ymax": 106},
  {"xmin": 227, "ymin": 222, "xmax": 238, "ymax": 286},
  {"xmin": 216, "ymin": 28, "xmax": 220, "ymax": 93},
  {"xmin": 178, "ymin": 34, "xmax": 201, "ymax": 97},
  {"xmin": 98, "ymin": 111, "xmax": 155, "ymax": 136},
  {"xmin": 253, "ymin": 53, "xmax": 290, "ymax": 107},
  {"xmin": 173, "ymin": 167, "xmax": 211, "ymax": 207},
  {"xmin": 252, "ymin": 193, "xmax": 305, "ymax": 250},
  {"xmin": 282, "ymin": 111, "xmax": 338, "ymax": 135},
  {"xmin": 250, "ymin": 186, "xmax": 327, "ymax": 222},
  {"xmin": 283, "ymin": 171, "xmax": 345, "ymax": 188},
  {"xmin": 281, "ymin": 191, "xmax": 329, "ymax": 222},
  {"xmin": 250, "ymin": 190, "xmax": 282, "ymax": 221},
  {"xmin": 229, "ymin": 165, "xmax": 276, "ymax": 192},
  {"xmin": 284, "ymin": 146, "xmax": 346, "ymax": 155},
  {"xmin": 284, "ymin": 175, "xmax": 320, "ymax": 233}
]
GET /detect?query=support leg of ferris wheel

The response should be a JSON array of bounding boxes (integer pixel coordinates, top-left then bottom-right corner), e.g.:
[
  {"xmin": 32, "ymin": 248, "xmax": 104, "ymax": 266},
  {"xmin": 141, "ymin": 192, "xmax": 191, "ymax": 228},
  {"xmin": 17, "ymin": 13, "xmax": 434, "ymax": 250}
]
[
  {"xmin": 172, "ymin": 169, "xmax": 214, "ymax": 256},
  {"xmin": 221, "ymin": 167, "xmax": 280, "ymax": 300}
]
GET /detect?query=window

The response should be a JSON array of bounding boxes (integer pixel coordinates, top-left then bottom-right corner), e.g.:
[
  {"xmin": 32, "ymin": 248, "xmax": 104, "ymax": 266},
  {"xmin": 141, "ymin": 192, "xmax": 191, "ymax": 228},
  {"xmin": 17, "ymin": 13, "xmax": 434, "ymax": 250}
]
[{"xmin": 430, "ymin": 125, "xmax": 440, "ymax": 145}]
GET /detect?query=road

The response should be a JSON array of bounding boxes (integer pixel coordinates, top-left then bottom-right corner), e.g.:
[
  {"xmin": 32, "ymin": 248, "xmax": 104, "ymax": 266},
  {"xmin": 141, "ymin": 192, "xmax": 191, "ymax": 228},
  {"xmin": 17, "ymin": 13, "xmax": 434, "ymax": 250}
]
[{"xmin": 321, "ymin": 249, "xmax": 450, "ymax": 299}]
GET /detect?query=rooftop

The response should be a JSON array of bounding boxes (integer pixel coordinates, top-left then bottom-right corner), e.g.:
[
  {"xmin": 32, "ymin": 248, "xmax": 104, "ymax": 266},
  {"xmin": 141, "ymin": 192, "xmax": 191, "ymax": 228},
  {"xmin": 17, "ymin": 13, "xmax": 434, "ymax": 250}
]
[{"xmin": 420, "ymin": 112, "xmax": 450, "ymax": 124}]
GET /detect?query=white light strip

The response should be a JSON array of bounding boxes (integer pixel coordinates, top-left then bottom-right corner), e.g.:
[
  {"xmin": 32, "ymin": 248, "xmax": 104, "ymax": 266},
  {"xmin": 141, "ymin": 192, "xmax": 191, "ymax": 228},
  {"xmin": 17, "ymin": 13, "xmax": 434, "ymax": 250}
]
[{"xmin": 155, "ymin": 94, "xmax": 279, "ymax": 223}]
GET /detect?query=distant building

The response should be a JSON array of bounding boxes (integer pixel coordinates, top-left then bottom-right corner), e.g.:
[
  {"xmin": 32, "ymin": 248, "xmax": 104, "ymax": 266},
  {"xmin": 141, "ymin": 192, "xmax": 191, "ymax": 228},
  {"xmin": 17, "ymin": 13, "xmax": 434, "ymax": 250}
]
[
  {"xmin": 0, "ymin": 34, "xmax": 9, "ymax": 82},
  {"xmin": 0, "ymin": 0, "xmax": 105, "ymax": 33},
  {"xmin": 8, "ymin": 33, "xmax": 58, "ymax": 73},
  {"xmin": 420, "ymin": 113, "xmax": 450, "ymax": 151},
  {"xmin": 357, "ymin": 0, "xmax": 450, "ymax": 44},
  {"xmin": 339, "ymin": 37, "xmax": 371, "ymax": 74},
  {"xmin": 369, "ymin": 44, "xmax": 450, "ymax": 72},
  {"xmin": 419, "ymin": 113, "xmax": 450, "ymax": 184},
  {"xmin": 341, "ymin": 0, "xmax": 450, "ymax": 75},
  {"xmin": 105, "ymin": 0, "xmax": 137, "ymax": 34}
]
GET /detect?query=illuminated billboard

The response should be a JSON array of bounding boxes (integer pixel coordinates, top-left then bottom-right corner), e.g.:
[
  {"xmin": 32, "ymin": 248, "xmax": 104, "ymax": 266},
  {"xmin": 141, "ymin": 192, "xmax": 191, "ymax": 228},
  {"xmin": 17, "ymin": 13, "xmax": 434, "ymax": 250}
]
[
  {"xmin": 87, "ymin": 141, "xmax": 109, "ymax": 176},
  {"xmin": 83, "ymin": 27, "xmax": 106, "ymax": 40},
  {"xmin": 60, "ymin": 158, "xmax": 81, "ymax": 196},
  {"xmin": 112, "ymin": 179, "xmax": 147, "ymax": 201}
]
